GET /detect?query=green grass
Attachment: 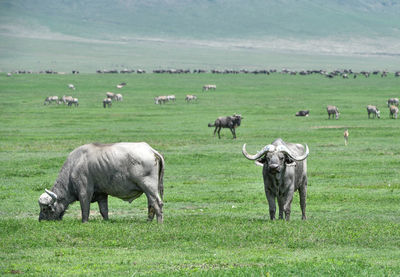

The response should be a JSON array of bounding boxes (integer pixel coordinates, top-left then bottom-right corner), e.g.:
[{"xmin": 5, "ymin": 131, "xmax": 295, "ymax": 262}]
[{"xmin": 0, "ymin": 72, "xmax": 400, "ymax": 276}]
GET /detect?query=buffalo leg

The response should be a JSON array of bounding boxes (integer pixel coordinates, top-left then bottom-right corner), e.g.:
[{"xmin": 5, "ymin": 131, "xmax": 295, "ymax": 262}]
[
  {"xmin": 265, "ymin": 189, "xmax": 276, "ymax": 220},
  {"xmin": 281, "ymin": 190, "xmax": 294, "ymax": 221},
  {"xmin": 98, "ymin": 195, "xmax": 109, "ymax": 220},
  {"xmin": 79, "ymin": 196, "xmax": 92, "ymax": 223},
  {"xmin": 299, "ymin": 182, "xmax": 307, "ymax": 220},
  {"xmin": 213, "ymin": 127, "xmax": 218, "ymax": 136},
  {"xmin": 142, "ymin": 178, "xmax": 163, "ymax": 223},
  {"xmin": 277, "ymin": 197, "xmax": 284, "ymax": 220}
]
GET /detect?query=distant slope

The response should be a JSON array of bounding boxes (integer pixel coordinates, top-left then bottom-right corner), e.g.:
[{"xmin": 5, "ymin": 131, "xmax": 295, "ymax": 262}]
[
  {"xmin": 1, "ymin": 0, "xmax": 400, "ymax": 72},
  {"xmin": 1, "ymin": 0, "xmax": 400, "ymax": 40}
]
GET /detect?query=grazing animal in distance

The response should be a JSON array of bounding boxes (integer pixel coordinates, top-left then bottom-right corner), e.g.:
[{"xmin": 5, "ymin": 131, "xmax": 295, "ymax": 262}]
[
  {"xmin": 366, "ymin": 105, "xmax": 380, "ymax": 119},
  {"xmin": 208, "ymin": 114, "xmax": 243, "ymax": 139},
  {"xmin": 154, "ymin": 96, "xmax": 168, "ymax": 104},
  {"xmin": 67, "ymin": 98, "xmax": 79, "ymax": 107},
  {"xmin": 61, "ymin": 95, "xmax": 73, "ymax": 104},
  {"xmin": 106, "ymin": 92, "xmax": 116, "ymax": 99},
  {"xmin": 344, "ymin": 129, "xmax": 349, "ymax": 146},
  {"xmin": 68, "ymin": 84, "xmax": 76, "ymax": 90},
  {"xmin": 38, "ymin": 142, "xmax": 165, "ymax": 223},
  {"xmin": 103, "ymin": 98, "xmax": 112, "ymax": 108},
  {"xmin": 167, "ymin": 95, "xmax": 176, "ymax": 102},
  {"xmin": 242, "ymin": 138, "xmax": 309, "ymax": 220},
  {"xmin": 327, "ymin": 105, "xmax": 339, "ymax": 119},
  {"xmin": 389, "ymin": 105, "xmax": 399, "ymax": 119},
  {"xmin": 44, "ymin": 96, "xmax": 59, "ymax": 105},
  {"xmin": 387, "ymin": 98, "xmax": 399, "ymax": 107},
  {"xmin": 202, "ymin": 84, "xmax": 216, "ymax": 91},
  {"xmin": 295, "ymin": 110, "xmax": 309, "ymax": 117},
  {"xmin": 185, "ymin": 94, "xmax": 197, "ymax": 102},
  {"xmin": 115, "ymin": 94, "xmax": 123, "ymax": 101},
  {"xmin": 116, "ymin": 85, "xmax": 124, "ymax": 89}
]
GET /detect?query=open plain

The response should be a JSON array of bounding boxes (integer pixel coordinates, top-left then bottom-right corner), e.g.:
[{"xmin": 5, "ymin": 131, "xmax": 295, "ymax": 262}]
[{"xmin": 0, "ymin": 72, "xmax": 399, "ymax": 276}]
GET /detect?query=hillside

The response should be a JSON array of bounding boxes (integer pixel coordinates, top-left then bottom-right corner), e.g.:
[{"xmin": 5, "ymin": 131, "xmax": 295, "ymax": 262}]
[{"xmin": 1, "ymin": 0, "xmax": 400, "ymax": 71}]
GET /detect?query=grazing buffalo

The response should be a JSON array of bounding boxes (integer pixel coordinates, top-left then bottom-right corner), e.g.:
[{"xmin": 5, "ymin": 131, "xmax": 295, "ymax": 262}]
[
  {"xmin": 44, "ymin": 96, "xmax": 59, "ymax": 105},
  {"xmin": 185, "ymin": 94, "xmax": 197, "ymax": 102},
  {"xmin": 242, "ymin": 138, "xmax": 309, "ymax": 220},
  {"xmin": 327, "ymin": 105, "xmax": 339, "ymax": 119},
  {"xmin": 387, "ymin": 98, "xmax": 399, "ymax": 107},
  {"xmin": 103, "ymin": 98, "xmax": 112, "ymax": 108},
  {"xmin": 116, "ymin": 85, "xmax": 124, "ymax": 89},
  {"xmin": 389, "ymin": 105, "xmax": 399, "ymax": 119},
  {"xmin": 366, "ymin": 105, "xmax": 380, "ymax": 119},
  {"xmin": 208, "ymin": 114, "xmax": 243, "ymax": 139},
  {"xmin": 68, "ymin": 84, "xmax": 76, "ymax": 90},
  {"xmin": 38, "ymin": 142, "xmax": 164, "ymax": 223},
  {"xmin": 295, "ymin": 110, "xmax": 309, "ymax": 117}
]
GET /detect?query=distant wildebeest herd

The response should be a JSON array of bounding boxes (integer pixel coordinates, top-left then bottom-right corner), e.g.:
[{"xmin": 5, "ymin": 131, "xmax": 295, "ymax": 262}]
[{"xmin": 6, "ymin": 67, "xmax": 400, "ymax": 77}]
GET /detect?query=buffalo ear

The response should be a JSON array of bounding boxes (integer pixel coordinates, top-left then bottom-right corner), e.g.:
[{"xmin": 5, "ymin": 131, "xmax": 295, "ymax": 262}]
[{"xmin": 285, "ymin": 155, "xmax": 294, "ymax": 164}]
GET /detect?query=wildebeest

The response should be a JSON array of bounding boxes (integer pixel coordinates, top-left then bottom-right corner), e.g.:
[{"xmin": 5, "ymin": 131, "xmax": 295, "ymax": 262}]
[
  {"xmin": 185, "ymin": 94, "xmax": 197, "ymax": 102},
  {"xmin": 208, "ymin": 114, "xmax": 243, "ymax": 139},
  {"xmin": 68, "ymin": 84, "xmax": 76, "ymax": 90},
  {"xmin": 295, "ymin": 110, "xmax": 309, "ymax": 117},
  {"xmin": 154, "ymin": 96, "xmax": 168, "ymax": 104},
  {"xmin": 387, "ymin": 98, "xmax": 399, "ymax": 107},
  {"xmin": 38, "ymin": 142, "xmax": 164, "ymax": 223},
  {"xmin": 389, "ymin": 105, "xmax": 399, "ymax": 119},
  {"xmin": 242, "ymin": 138, "xmax": 309, "ymax": 220},
  {"xmin": 327, "ymin": 105, "xmax": 339, "ymax": 119},
  {"xmin": 366, "ymin": 105, "xmax": 380, "ymax": 119},
  {"xmin": 103, "ymin": 98, "xmax": 112, "ymax": 108},
  {"xmin": 67, "ymin": 98, "xmax": 79, "ymax": 107},
  {"xmin": 44, "ymin": 96, "xmax": 59, "ymax": 105},
  {"xmin": 202, "ymin": 84, "xmax": 216, "ymax": 91}
]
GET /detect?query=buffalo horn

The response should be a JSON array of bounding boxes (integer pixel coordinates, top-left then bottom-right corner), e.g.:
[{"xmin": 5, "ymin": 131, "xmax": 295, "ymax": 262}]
[
  {"xmin": 277, "ymin": 144, "xmax": 309, "ymax": 161},
  {"xmin": 45, "ymin": 189, "xmax": 58, "ymax": 201},
  {"xmin": 242, "ymin": 144, "xmax": 275, "ymax": 160}
]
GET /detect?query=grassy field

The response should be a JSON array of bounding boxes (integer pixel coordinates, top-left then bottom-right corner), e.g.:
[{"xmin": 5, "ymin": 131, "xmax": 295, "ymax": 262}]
[{"xmin": 0, "ymin": 72, "xmax": 399, "ymax": 276}]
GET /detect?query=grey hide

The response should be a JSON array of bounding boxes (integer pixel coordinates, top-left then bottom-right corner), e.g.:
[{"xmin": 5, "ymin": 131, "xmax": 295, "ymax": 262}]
[
  {"xmin": 327, "ymin": 105, "xmax": 339, "ymax": 119},
  {"xmin": 208, "ymin": 114, "xmax": 243, "ymax": 139},
  {"xmin": 38, "ymin": 142, "xmax": 164, "ymax": 223},
  {"xmin": 242, "ymin": 138, "xmax": 309, "ymax": 221},
  {"xmin": 366, "ymin": 105, "xmax": 380, "ymax": 119},
  {"xmin": 390, "ymin": 105, "xmax": 399, "ymax": 119}
]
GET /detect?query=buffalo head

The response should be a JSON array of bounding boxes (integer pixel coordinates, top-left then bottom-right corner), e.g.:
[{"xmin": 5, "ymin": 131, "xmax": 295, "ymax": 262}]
[
  {"xmin": 38, "ymin": 189, "xmax": 64, "ymax": 221},
  {"xmin": 242, "ymin": 143, "xmax": 309, "ymax": 173}
]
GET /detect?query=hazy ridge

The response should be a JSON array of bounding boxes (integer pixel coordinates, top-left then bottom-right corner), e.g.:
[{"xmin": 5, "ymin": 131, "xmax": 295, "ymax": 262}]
[{"xmin": 1, "ymin": 0, "xmax": 399, "ymax": 71}]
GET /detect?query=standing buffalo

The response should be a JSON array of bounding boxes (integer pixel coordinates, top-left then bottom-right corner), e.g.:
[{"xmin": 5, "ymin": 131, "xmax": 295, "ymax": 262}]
[
  {"xmin": 327, "ymin": 105, "xmax": 339, "ymax": 119},
  {"xmin": 38, "ymin": 142, "xmax": 165, "ymax": 223},
  {"xmin": 242, "ymin": 138, "xmax": 309, "ymax": 220},
  {"xmin": 115, "ymin": 94, "xmax": 123, "ymax": 101},
  {"xmin": 202, "ymin": 84, "xmax": 216, "ymax": 91},
  {"xmin": 67, "ymin": 98, "xmax": 79, "ymax": 107},
  {"xmin": 295, "ymin": 110, "xmax": 309, "ymax": 117},
  {"xmin": 61, "ymin": 95, "xmax": 73, "ymax": 104},
  {"xmin": 208, "ymin": 114, "xmax": 243, "ymax": 139},
  {"xmin": 389, "ymin": 105, "xmax": 399, "ymax": 119},
  {"xmin": 366, "ymin": 105, "xmax": 380, "ymax": 119}
]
